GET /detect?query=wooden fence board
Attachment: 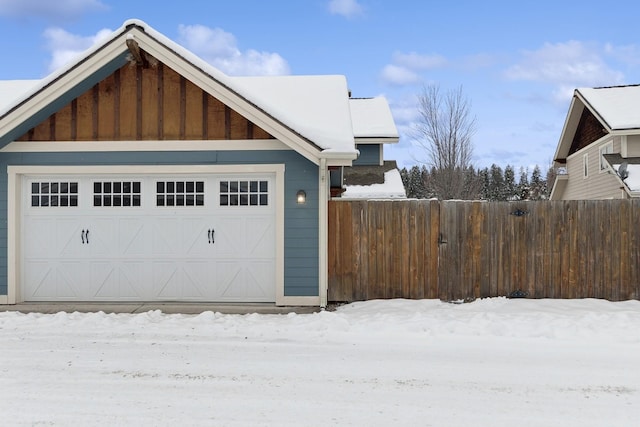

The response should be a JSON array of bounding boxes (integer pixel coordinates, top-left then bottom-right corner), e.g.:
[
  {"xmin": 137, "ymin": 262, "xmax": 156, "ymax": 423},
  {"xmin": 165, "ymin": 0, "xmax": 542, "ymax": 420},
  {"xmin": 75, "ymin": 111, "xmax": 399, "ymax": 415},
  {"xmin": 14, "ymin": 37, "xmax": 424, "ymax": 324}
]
[{"xmin": 327, "ymin": 199, "xmax": 640, "ymax": 302}]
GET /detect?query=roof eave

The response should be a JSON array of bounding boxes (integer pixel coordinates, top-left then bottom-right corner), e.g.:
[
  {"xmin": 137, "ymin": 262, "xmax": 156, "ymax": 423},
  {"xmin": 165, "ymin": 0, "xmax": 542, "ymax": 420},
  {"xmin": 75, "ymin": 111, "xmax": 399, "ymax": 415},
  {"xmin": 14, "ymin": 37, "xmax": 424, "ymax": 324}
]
[{"xmin": 355, "ymin": 136, "xmax": 399, "ymax": 144}]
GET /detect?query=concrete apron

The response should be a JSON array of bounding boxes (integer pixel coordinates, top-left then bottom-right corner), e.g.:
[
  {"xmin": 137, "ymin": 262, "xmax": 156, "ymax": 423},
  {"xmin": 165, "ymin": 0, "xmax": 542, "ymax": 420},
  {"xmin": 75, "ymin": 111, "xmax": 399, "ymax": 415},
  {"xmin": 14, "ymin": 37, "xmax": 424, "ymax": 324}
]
[{"xmin": 0, "ymin": 302, "xmax": 321, "ymax": 315}]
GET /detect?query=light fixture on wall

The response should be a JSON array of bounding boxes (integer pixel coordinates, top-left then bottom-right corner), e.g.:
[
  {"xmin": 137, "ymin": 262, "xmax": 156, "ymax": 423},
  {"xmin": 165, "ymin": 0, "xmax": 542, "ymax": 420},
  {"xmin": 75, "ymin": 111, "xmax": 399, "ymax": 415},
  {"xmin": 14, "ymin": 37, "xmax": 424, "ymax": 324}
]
[{"xmin": 296, "ymin": 190, "xmax": 306, "ymax": 204}]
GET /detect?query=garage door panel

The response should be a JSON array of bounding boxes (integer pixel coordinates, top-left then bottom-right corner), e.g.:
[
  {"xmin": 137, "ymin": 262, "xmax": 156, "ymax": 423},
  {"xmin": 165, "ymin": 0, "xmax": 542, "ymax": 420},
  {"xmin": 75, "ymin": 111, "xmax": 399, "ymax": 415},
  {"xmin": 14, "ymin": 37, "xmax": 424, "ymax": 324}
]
[
  {"xmin": 24, "ymin": 261, "xmax": 85, "ymax": 300},
  {"xmin": 87, "ymin": 218, "xmax": 119, "ymax": 256},
  {"xmin": 153, "ymin": 261, "xmax": 211, "ymax": 300},
  {"xmin": 217, "ymin": 261, "xmax": 244, "ymax": 300},
  {"xmin": 22, "ymin": 173, "xmax": 277, "ymax": 302},
  {"xmin": 118, "ymin": 219, "xmax": 146, "ymax": 256},
  {"xmin": 181, "ymin": 217, "xmax": 216, "ymax": 256},
  {"xmin": 245, "ymin": 217, "xmax": 275, "ymax": 258},
  {"xmin": 214, "ymin": 217, "xmax": 246, "ymax": 258},
  {"xmin": 24, "ymin": 218, "xmax": 84, "ymax": 258},
  {"xmin": 244, "ymin": 261, "xmax": 276, "ymax": 300},
  {"xmin": 151, "ymin": 218, "xmax": 181, "ymax": 255},
  {"xmin": 57, "ymin": 220, "xmax": 85, "ymax": 257},
  {"xmin": 91, "ymin": 261, "xmax": 148, "ymax": 299}
]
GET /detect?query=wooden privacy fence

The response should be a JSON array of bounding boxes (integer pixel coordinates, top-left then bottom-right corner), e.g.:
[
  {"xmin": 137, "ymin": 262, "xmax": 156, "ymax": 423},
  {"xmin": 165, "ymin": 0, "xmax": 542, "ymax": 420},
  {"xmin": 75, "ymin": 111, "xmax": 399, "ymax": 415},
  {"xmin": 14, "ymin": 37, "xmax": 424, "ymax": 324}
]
[{"xmin": 328, "ymin": 199, "xmax": 640, "ymax": 302}]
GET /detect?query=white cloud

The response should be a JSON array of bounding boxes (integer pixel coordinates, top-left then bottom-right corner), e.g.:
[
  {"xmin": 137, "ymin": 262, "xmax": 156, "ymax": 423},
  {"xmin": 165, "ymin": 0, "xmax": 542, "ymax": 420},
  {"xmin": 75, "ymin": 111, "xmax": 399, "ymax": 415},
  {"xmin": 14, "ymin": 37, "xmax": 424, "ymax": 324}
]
[
  {"xmin": 380, "ymin": 51, "xmax": 447, "ymax": 87},
  {"xmin": 0, "ymin": 0, "xmax": 106, "ymax": 21},
  {"xmin": 177, "ymin": 24, "xmax": 290, "ymax": 76},
  {"xmin": 505, "ymin": 41, "xmax": 625, "ymax": 102},
  {"xmin": 328, "ymin": 0, "xmax": 364, "ymax": 18},
  {"xmin": 392, "ymin": 52, "xmax": 447, "ymax": 70},
  {"xmin": 44, "ymin": 27, "xmax": 112, "ymax": 72},
  {"xmin": 380, "ymin": 65, "xmax": 421, "ymax": 86}
]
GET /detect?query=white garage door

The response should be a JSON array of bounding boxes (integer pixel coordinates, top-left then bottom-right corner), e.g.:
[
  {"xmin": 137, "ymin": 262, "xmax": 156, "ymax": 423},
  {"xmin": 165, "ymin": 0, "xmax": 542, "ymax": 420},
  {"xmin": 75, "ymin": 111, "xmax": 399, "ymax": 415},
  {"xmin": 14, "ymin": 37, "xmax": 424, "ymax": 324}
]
[{"xmin": 21, "ymin": 174, "xmax": 276, "ymax": 302}]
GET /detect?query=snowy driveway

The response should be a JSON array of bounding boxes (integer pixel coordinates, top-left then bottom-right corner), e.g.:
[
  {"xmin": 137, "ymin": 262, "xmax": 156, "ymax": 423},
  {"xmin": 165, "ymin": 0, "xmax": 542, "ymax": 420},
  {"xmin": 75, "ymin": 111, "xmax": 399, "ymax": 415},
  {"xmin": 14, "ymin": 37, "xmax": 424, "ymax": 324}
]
[{"xmin": 1, "ymin": 298, "xmax": 639, "ymax": 426}]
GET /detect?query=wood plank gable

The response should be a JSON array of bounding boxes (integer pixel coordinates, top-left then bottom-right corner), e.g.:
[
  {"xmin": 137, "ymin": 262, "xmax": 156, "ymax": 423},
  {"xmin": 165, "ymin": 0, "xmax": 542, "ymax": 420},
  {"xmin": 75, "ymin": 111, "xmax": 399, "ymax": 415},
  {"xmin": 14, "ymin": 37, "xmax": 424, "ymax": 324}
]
[
  {"xmin": 567, "ymin": 107, "xmax": 608, "ymax": 156},
  {"xmin": 18, "ymin": 53, "xmax": 274, "ymax": 142}
]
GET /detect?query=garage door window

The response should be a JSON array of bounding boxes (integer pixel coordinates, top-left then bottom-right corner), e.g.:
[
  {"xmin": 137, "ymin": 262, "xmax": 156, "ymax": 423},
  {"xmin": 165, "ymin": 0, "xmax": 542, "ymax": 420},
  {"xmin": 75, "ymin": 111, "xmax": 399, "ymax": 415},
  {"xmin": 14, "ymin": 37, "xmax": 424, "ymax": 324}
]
[
  {"xmin": 31, "ymin": 182, "xmax": 78, "ymax": 207},
  {"xmin": 94, "ymin": 181, "xmax": 141, "ymax": 207},
  {"xmin": 156, "ymin": 181, "xmax": 204, "ymax": 207},
  {"xmin": 219, "ymin": 180, "xmax": 268, "ymax": 206}
]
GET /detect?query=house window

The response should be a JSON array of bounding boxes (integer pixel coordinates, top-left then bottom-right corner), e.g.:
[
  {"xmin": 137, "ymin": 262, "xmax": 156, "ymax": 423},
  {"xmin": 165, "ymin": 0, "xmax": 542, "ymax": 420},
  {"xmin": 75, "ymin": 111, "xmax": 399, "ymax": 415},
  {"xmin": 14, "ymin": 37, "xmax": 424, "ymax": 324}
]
[
  {"xmin": 31, "ymin": 182, "xmax": 78, "ymax": 207},
  {"xmin": 219, "ymin": 180, "xmax": 268, "ymax": 206},
  {"xmin": 94, "ymin": 181, "xmax": 141, "ymax": 207},
  {"xmin": 599, "ymin": 142, "xmax": 613, "ymax": 171},
  {"xmin": 583, "ymin": 153, "xmax": 589, "ymax": 178},
  {"xmin": 156, "ymin": 181, "xmax": 205, "ymax": 207}
]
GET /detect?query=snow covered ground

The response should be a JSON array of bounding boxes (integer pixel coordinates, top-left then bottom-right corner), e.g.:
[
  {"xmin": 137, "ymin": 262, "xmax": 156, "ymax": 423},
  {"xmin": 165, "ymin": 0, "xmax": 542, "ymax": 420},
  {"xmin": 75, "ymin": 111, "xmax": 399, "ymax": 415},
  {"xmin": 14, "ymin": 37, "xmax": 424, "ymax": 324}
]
[{"xmin": 1, "ymin": 298, "xmax": 640, "ymax": 426}]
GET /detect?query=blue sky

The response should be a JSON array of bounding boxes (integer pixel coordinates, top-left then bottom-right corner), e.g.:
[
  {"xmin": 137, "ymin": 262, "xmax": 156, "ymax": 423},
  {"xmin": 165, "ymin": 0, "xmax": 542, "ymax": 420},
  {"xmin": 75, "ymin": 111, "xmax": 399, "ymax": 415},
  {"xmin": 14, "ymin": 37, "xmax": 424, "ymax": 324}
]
[{"xmin": 1, "ymin": 0, "xmax": 640, "ymax": 170}]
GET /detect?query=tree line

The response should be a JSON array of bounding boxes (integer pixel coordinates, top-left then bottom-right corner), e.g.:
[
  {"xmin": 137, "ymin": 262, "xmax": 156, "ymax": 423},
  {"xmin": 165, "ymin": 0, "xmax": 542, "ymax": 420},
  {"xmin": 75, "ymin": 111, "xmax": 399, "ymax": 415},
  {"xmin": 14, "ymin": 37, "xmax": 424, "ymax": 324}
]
[{"xmin": 400, "ymin": 163, "xmax": 556, "ymax": 201}]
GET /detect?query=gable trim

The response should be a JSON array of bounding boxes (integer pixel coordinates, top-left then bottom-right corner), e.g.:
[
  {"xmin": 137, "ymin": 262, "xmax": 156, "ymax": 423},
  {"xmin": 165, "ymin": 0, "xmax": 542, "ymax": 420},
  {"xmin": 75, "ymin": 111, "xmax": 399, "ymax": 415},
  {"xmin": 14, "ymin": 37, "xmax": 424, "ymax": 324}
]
[
  {"xmin": 0, "ymin": 139, "xmax": 290, "ymax": 153},
  {"xmin": 127, "ymin": 27, "xmax": 328, "ymax": 165},
  {"xmin": 1, "ymin": 22, "xmax": 358, "ymax": 166},
  {"xmin": 0, "ymin": 28, "xmax": 131, "ymax": 144}
]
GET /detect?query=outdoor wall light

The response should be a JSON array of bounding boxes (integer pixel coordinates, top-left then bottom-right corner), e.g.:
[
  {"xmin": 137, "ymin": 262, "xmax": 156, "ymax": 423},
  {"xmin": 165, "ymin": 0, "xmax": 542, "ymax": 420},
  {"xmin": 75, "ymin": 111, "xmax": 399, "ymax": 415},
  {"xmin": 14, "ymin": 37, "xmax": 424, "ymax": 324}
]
[{"xmin": 296, "ymin": 190, "xmax": 306, "ymax": 204}]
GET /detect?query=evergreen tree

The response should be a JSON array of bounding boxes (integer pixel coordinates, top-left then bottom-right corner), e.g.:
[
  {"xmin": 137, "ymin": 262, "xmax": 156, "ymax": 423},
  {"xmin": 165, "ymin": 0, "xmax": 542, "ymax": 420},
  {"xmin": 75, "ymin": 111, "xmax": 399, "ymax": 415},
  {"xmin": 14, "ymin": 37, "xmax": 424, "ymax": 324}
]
[
  {"xmin": 489, "ymin": 164, "xmax": 505, "ymax": 201},
  {"xmin": 478, "ymin": 167, "xmax": 490, "ymax": 200},
  {"xmin": 517, "ymin": 167, "xmax": 530, "ymax": 200},
  {"xmin": 504, "ymin": 165, "xmax": 516, "ymax": 201},
  {"xmin": 529, "ymin": 165, "xmax": 544, "ymax": 200},
  {"xmin": 400, "ymin": 167, "xmax": 409, "ymax": 191},
  {"xmin": 407, "ymin": 165, "xmax": 427, "ymax": 198}
]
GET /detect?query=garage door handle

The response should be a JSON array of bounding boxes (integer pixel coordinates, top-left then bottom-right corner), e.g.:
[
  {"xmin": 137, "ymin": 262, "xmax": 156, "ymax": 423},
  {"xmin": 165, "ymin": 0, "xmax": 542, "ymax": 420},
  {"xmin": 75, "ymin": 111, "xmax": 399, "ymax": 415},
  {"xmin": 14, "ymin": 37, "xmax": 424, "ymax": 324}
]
[
  {"xmin": 81, "ymin": 230, "xmax": 85, "ymax": 244},
  {"xmin": 208, "ymin": 229, "xmax": 215, "ymax": 244},
  {"xmin": 85, "ymin": 229, "xmax": 89, "ymax": 244},
  {"xmin": 81, "ymin": 229, "xmax": 90, "ymax": 244}
]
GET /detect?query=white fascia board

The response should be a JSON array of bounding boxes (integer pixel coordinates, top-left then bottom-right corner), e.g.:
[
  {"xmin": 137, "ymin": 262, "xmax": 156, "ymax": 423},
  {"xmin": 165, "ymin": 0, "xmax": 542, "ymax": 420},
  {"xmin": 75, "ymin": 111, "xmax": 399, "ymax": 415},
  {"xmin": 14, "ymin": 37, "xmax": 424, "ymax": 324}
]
[
  {"xmin": 131, "ymin": 29, "xmax": 324, "ymax": 166},
  {"xmin": 321, "ymin": 150, "xmax": 357, "ymax": 167},
  {"xmin": 354, "ymin": 137, "xmax": 400, "ymax": 144},
  {"xmin": 553, "ymin": 95, "xmax": 581, "ymax": 162},
  {"xmin": 576, "ymin": 90, "xmax": 613, "ymax": 132},
  {"xmin": 0, "ymin": 34, "xmax": 128, "ymax": 140},
  {"xmin": 1, "ymin": 139, "xmax": 289, "ymax": 153}
]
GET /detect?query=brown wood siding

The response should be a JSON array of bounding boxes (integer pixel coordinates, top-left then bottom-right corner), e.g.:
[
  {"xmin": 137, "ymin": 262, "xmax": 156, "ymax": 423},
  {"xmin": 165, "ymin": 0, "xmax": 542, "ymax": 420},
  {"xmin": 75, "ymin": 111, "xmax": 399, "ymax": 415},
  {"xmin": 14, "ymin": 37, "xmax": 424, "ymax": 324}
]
[
  {"xmin": 17, "ymin": 52, "xmax": 274, "ymax": 142},
  {"xmin": 328, "ymin": 199, "xmax": 640, "ymax": 302},
  {"xmin": 568, "ymin": 108, "xmax": 608, "ymax": 156}
]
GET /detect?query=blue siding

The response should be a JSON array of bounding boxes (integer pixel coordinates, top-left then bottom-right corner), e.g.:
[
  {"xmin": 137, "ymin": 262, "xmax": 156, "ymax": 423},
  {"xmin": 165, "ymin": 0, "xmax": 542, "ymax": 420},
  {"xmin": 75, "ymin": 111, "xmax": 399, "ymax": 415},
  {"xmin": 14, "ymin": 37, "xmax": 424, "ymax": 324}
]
[
  {"xmin": 0, "ymin": 150, "xmax": 319, "ymax": 298},
  {"xmin": 353, "ymin": 144, "xmax": 381, "ymax": 166}
]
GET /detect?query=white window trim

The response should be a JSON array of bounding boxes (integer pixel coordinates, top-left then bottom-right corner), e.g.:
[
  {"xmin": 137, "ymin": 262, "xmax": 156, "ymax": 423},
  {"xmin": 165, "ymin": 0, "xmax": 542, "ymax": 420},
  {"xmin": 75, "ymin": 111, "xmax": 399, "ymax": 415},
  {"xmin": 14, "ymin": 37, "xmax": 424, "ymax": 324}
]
[
  {"xmin": 583, "ymin": 153, "xmax": 589, "ymax": 178},
  {"xmin": 5, "ymin": 164, "xmax": 312, "ymax": 306},
  {"xmin": 599, "ymin": 141, "xmax": 613, "ymax": 172}
]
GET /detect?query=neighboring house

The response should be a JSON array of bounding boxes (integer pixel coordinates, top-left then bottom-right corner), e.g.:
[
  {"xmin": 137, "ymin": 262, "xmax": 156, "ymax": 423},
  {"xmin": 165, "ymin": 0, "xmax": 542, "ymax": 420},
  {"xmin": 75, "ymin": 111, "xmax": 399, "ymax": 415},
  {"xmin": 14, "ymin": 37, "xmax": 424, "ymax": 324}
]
[
  {"xmin": 0, "ymin": 19, "xmax": 398, "ymax": 307},
  {"xmin": 339, "ymin": 98, "xmax": 405, "ymax": 199},
  {"xmin": 551, "ymin": 84, "xmax": 640, "ymax": 200}
]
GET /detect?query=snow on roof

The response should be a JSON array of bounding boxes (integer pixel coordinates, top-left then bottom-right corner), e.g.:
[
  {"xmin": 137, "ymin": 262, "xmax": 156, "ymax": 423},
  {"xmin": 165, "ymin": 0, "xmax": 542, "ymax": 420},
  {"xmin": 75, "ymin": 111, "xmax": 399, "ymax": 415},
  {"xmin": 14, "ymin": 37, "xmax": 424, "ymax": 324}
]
[
  {"xmin": 578, "ymin": 85, "xmax": 640, "ymax": 130},
  {"xmin": 231, "ymin": 75, "xmax": 356, "ymax": 153},
  {"xmin": 349, "ymin": 97, "xmax": 399, "ymax": 140},
  {"xmin": 0, "ymin": 19, "xmax": 363, "ymax": 156},
  {"xmin": 0, "ymin": 80, "xmax": 40, "ymax": 114},
  {"xmin": 625, "ymin": 165, "xmax": 640, "ymax": 192},
  {"xmin": 342, "ymin": 168, "xmax": 406, "ymax": 199},
  {"xmin": 611, "ymin": 163, "xmax": 640, "ymax": 193}
]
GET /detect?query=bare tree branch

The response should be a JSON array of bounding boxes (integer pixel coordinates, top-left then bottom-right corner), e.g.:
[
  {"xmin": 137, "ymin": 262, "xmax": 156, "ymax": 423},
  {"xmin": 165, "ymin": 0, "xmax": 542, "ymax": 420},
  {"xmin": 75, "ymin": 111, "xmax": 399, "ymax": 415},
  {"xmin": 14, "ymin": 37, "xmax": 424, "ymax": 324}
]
[{"xmin": 412, "ymin": 84, "xmax": 478, "ymax": 199}]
